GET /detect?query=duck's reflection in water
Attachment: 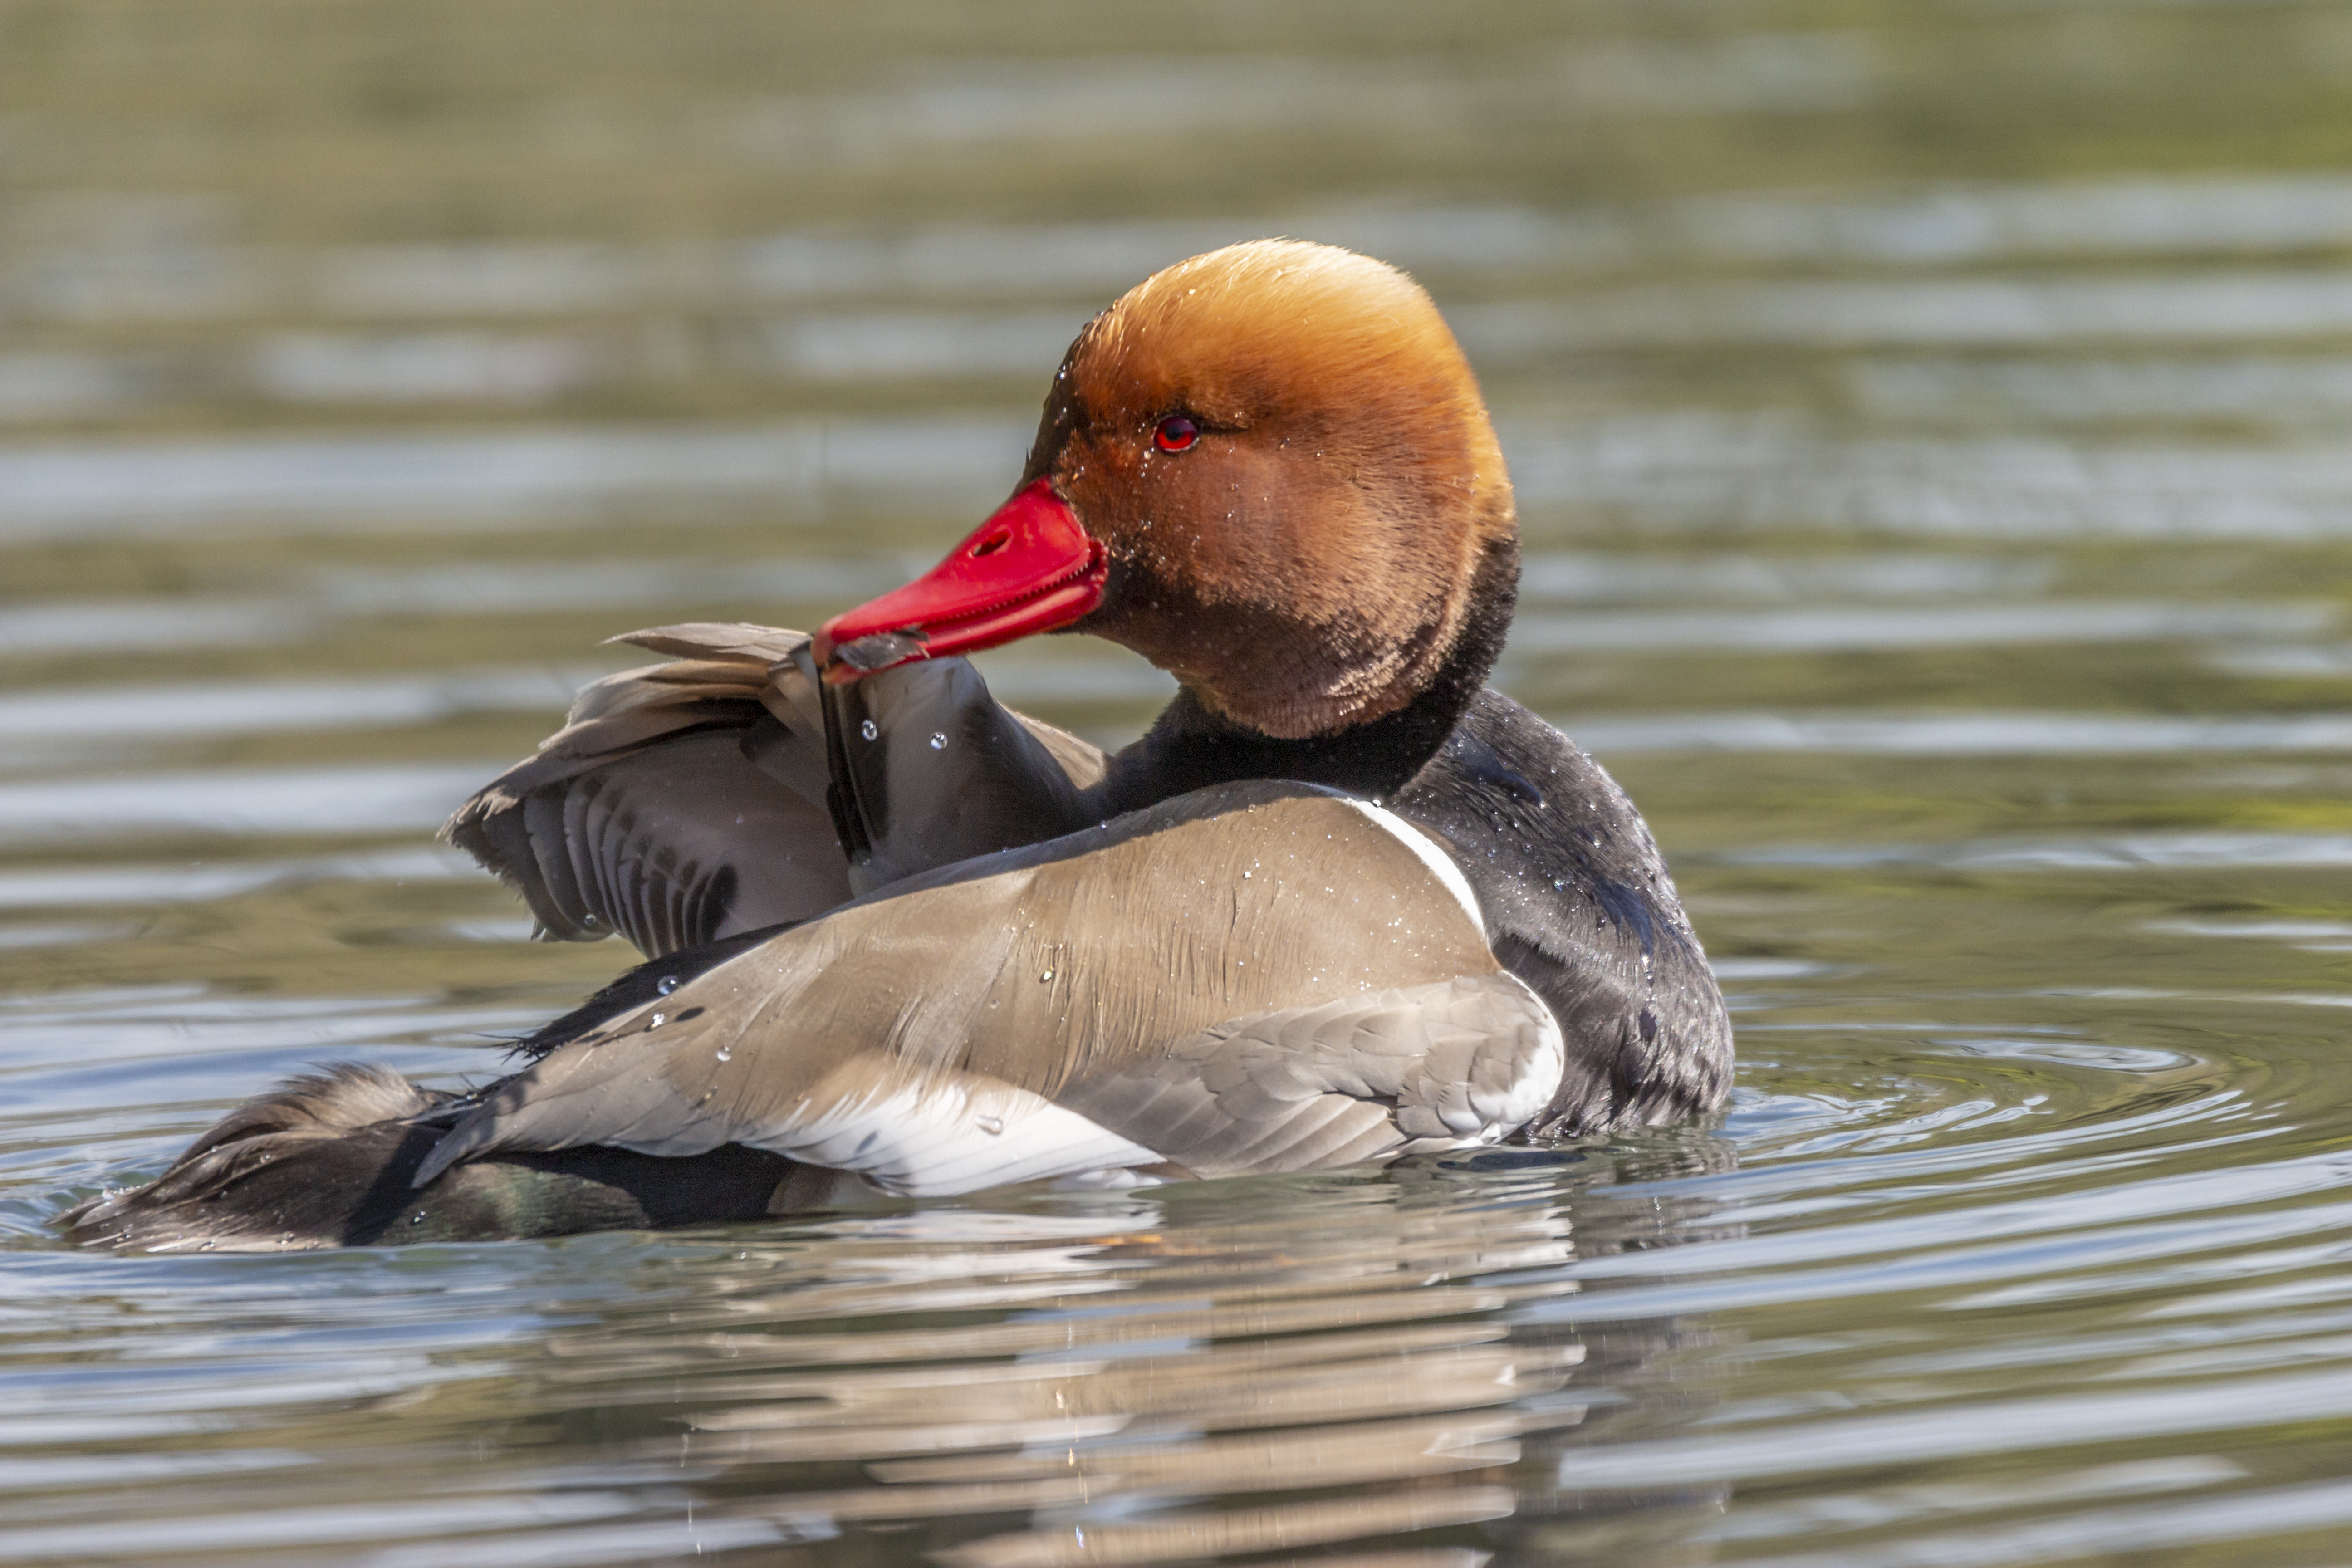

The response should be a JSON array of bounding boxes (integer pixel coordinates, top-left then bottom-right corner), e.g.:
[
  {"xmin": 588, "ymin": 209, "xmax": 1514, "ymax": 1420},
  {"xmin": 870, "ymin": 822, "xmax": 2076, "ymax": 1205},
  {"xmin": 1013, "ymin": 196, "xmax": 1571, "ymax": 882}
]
[{"xmin": 536, "ymin": 1141, "xmax": 1739, "ymax": 1568}]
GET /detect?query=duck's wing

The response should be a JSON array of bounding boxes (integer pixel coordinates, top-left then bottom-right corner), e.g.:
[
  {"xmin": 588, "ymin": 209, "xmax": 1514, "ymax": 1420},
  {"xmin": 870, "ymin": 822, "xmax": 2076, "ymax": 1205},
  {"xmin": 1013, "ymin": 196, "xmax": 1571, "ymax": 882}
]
[
  {"xmin": 414, "ymin": 784, "xmax": 1564, "ymax": 1195},
  {"xmin": 446, "ymin": 624, "xmax": 1108, "ymax": 959},
  {"xmin": 446, "ymin": 623, "xmax": 850, "ymax": 956},
  {"xmin": 1050, "ymin": 974, "xmax": 1562, "ymax": 1176}
]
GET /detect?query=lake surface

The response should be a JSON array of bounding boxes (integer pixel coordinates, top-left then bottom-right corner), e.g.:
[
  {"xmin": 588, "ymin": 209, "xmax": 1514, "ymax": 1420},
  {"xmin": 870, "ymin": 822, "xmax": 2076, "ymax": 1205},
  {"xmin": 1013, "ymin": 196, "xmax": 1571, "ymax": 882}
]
[{"xmin": 6, "ymin": 1, "xmax": 2352, "ymax": 1563}]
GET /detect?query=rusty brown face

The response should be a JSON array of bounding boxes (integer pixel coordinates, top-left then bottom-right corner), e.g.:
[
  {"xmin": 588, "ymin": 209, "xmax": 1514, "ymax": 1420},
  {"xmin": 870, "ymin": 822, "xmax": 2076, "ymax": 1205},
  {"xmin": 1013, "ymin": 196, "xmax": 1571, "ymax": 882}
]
[{"xmin": 822, "ymin": 240, "xmax": 1516, "ymax": 740}]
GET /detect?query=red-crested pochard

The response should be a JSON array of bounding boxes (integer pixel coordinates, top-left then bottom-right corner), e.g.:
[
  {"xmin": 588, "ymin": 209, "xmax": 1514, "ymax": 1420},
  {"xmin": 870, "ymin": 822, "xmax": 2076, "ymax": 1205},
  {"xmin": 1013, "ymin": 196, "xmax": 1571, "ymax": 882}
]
[{"xmin": 68, "ymin": 240, "xmax": 1731, "ymax": 1251}]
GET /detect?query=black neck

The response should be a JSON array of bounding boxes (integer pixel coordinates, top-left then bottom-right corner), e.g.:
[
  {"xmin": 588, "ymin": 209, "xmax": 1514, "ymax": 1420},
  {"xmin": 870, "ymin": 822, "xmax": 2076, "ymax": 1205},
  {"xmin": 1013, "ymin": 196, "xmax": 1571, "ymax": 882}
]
[{"xmin": 1102, "ymin": 534, "xmax": 1519, "ymax": 813}]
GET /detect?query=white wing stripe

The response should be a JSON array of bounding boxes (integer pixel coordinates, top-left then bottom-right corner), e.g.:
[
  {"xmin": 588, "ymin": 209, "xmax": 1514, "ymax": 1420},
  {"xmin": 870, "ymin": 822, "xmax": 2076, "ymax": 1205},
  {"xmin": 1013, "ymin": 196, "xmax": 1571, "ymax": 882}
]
[{"xmin": 1343, "ymin": 798, "xmax": 1485, "ymax": 932}]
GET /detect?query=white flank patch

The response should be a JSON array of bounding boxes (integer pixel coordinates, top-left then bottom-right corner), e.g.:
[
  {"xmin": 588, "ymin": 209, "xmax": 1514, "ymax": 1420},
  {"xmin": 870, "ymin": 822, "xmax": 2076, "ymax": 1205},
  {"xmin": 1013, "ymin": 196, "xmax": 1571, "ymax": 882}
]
[
  {"xmin": 752, "ymin": 1078, "xmax": 1166, "ymax": 1197},
  {"xmin": 1342, "ymin": 798, "xmax": 1486, "ymax": 932}
]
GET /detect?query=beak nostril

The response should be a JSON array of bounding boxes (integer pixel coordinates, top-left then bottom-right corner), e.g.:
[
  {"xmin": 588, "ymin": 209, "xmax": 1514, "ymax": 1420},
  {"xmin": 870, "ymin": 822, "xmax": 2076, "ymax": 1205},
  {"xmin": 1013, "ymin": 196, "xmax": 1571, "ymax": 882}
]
[{"xmin": 970, "ymin": 529, "xmax": 1013, "ymax": 558}]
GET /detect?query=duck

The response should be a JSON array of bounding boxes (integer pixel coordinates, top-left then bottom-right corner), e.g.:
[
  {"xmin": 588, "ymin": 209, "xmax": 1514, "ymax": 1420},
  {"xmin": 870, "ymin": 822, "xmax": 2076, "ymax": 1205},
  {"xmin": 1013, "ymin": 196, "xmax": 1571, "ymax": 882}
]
[{"xmin": 65, "ymin": 240, "xmax": 1732, "ymax": 1252}]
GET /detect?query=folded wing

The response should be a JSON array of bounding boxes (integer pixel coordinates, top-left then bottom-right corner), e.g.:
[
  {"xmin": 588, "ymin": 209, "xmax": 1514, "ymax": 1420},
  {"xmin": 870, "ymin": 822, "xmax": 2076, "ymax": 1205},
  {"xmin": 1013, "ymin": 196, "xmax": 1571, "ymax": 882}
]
[
  {"xmin": 416, "ymin": 784, "xmax": 1560, "ymax": 1195},
  {"xmin": 1054, "ymin": 974, "xmax": 1563, "ymax": 1176}
]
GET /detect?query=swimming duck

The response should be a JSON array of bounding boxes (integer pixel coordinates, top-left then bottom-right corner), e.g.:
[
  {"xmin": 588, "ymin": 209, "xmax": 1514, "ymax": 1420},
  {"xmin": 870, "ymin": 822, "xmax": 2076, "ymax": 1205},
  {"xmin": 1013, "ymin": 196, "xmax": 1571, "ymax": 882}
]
[{"xmin": 67, "ymin": 240, "xmax": 1731, "ymax": 1251}]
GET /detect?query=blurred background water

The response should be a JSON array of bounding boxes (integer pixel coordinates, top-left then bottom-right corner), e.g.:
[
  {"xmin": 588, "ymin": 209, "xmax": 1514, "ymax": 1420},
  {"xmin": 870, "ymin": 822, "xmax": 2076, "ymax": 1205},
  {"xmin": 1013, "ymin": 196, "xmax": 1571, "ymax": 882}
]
[{"xmin": 5, "ymin": 1, "xmax": 2352, "ymax": 1563}]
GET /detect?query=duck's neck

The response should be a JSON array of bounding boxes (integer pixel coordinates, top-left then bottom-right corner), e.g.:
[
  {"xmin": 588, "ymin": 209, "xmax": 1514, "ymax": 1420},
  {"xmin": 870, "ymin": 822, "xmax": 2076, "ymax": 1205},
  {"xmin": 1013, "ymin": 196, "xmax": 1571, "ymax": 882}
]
[{"xmin": 1101, "ymin": 536, "xmax": 1519, "ymax": 813}]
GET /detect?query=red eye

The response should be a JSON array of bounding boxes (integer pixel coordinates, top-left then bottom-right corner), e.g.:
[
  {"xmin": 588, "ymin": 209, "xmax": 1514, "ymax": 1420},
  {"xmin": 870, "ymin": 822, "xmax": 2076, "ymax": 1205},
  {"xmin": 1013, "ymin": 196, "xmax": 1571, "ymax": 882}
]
[{"xmin": 1153, "ymin": 414, "xmax": 1200, "ymax": 453}]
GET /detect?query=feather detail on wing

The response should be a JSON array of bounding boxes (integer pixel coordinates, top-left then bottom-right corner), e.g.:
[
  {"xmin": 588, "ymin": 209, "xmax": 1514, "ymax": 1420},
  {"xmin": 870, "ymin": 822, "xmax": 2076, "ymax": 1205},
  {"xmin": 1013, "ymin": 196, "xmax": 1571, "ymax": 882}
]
[
  {"xmin": 445, "ymin": 623, "xmax": 1109, "ymax": 959},
  {"xmin": 1055, "ymin": 975, "xmax": 1564, "ymax": 1176},
  {"xmin": 414, "ymin": 784, "xmax": 1557, "ymax": 1196},
  {"xmin": 444, "ymin": 624, "xmax": 852, "ymax": 956}
]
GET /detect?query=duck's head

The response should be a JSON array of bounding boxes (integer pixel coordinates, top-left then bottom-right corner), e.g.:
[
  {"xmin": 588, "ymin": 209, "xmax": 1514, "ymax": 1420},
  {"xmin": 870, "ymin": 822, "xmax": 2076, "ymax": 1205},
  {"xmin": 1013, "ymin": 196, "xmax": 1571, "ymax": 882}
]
[{"xmin": 815, "ymin": 240, "xmax": 1516, "ymax": 740}]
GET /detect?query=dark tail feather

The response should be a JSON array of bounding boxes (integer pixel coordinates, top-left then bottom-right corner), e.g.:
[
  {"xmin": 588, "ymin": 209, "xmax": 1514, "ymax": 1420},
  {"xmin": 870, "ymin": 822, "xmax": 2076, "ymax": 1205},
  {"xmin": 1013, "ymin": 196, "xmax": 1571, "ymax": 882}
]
[{"xmin": 62, "ymin": 1063, "xmax": 794, "ymax": 1252}]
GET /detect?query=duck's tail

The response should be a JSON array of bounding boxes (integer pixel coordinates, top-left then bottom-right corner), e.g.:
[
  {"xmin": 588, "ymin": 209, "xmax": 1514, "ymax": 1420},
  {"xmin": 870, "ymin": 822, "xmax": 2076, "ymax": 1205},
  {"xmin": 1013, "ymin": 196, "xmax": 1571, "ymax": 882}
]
[{"xmin": 61, "ymin": 1064, "xmax": 794, "ymax": 1252}]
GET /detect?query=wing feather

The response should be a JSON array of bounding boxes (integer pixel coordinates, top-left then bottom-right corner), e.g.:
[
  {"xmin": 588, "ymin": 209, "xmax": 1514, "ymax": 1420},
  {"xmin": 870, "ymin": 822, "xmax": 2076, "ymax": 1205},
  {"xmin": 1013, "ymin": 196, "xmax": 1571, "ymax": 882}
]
[
  {"xmin": 447, "ymin": 622, "xmax": 1107, "ymax": 958},
  {"xmin": 1057, "ymin": 975, "xmax": 1564, "ymax": 1176},
  {"xmin": 447, "ymin": 625, "xmax": 850, "ymax": 954},
  {"xmin": 416, "ymin": 788, "xmax": 1559, "ymax": 1197}
]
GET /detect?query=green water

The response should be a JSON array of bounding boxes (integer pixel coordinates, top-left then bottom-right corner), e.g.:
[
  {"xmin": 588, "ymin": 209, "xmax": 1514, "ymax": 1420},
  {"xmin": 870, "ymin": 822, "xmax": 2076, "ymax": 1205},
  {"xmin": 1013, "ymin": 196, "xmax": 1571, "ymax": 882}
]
[{"xmin": 6, "ymin": 2, "xmax": 2352, "ymax": 1563}]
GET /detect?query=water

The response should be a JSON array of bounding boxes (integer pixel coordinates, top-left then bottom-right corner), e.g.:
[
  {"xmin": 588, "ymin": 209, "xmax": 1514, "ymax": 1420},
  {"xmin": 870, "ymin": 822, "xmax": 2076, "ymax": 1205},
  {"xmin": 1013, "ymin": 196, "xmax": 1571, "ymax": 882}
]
[{"xmin": 5, "ymin": 1, "xmax": 2352, "ymax": 1562}]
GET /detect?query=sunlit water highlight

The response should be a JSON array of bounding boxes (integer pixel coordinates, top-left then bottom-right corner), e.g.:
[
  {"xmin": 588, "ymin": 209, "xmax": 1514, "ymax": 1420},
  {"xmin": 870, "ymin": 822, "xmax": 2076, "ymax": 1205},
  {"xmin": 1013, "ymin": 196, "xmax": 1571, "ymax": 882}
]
[{"xmin": 5, "ymin": 2, "xmax": 2352, "ymax": 1564}]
